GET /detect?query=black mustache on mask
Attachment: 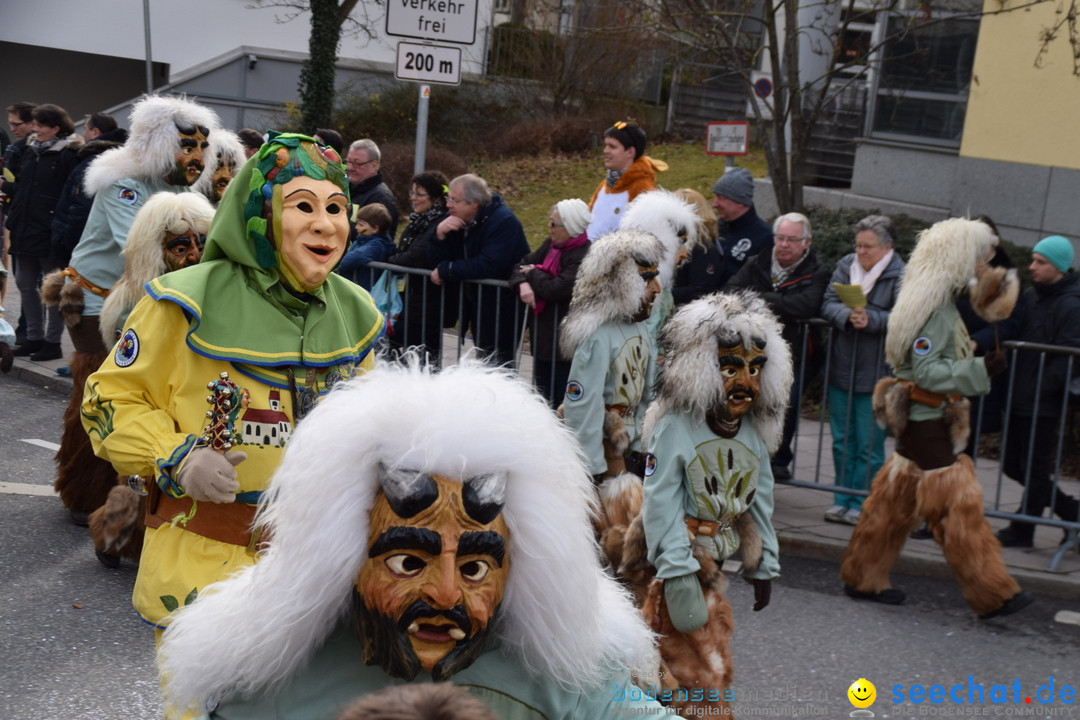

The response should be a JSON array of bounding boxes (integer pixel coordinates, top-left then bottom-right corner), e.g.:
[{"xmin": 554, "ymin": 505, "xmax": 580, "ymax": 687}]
[{"xmin": 398, "ymin": 599, "xmax": 472, "ymax": 637}]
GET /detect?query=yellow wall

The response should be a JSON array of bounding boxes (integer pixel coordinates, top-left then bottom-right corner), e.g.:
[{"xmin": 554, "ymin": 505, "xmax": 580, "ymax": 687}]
[{"xmin": 961, "ymin": 0, "xmax": 1080, "ymax": 168}]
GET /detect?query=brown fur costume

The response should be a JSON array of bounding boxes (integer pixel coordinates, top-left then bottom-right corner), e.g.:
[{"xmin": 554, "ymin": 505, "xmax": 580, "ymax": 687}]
[
  {"xmin": 841, "ymin": 218, "xmax": 1025, "ymax": 617},
  {"xmin": 840, "ymin": 454, "xmax": 1020, "ymax": 615},
  {"xmin": 619, "ymin": 514, "xmax": 734, "ymax": 714},
  {"xmin": 49, "ymin": 319, "xmax": 116, "ymax": 520}
]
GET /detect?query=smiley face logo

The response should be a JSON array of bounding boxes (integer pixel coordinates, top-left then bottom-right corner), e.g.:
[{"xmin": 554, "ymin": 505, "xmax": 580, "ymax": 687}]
[{"xmin": 848, "ymin": 678, "xmax": 876, "ymax": 709}]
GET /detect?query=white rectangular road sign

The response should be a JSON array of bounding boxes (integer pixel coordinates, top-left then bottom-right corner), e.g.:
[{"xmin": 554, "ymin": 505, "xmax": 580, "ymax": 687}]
[
  {"xmin": 706, "ymin": 121, "xmax": 750, "ymax": 156},
  {"xmin": 395, "ymin": 42, "xmax": 462, "ymax": 86},
  {"xmin": 387, "ymin": 0, "xmax": 478, "ymax": 45}
]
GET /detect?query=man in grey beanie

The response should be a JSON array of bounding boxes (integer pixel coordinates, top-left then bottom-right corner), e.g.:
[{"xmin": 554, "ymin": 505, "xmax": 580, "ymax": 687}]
[{"xmin": 712, "ymin": 167, "xmax": 772, "ymax": 284}]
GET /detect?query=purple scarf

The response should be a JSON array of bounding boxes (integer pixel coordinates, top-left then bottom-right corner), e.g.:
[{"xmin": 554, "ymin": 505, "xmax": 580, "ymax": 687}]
[{"xmin": 532, "ymin": 231, "xmax": 588, "ymax": 315}]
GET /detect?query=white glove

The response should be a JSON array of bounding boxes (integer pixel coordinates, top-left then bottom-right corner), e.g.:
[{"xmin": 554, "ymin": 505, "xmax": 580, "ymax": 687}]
[{"xmin": 177, "ymin": 447, "xmax": 247, "ymax": 503}]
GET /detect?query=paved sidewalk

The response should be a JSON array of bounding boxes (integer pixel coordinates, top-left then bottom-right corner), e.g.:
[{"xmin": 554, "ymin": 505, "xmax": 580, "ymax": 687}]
[
  {"xmin": 2, "ymin": 280, "xmax": 75, "ymax": 394},
  {"xmin": 5, "ymin": 284, "xmax": 1078, "ymax": 604}
]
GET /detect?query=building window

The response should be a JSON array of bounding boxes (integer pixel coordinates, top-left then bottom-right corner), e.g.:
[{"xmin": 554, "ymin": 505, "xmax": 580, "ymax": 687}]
[
  {"xmin": 868, "ymin": 14, "xmax": 979, "ymax": 147},
  {"xmin": 493, "ymin": 0, "xmax": 510, "ymax": 12}
]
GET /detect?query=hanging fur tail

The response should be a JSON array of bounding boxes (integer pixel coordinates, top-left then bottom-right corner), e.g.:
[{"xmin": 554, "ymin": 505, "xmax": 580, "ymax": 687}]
[
  {"xmin": 969, "ymin": 266, "xmax": 1019, "ymax": 324},
  {"xmin": 872, "ymin": 377, "xmax": 910, "ymax": 437},
  {"xmin": 735, "ymin": 513, "xmax": 762, "ymax": 573},
  {"xmin": 40, "ymin": 270, "xmax": 86, "ymax": 327},
  {"xmin": 596, "ymin": 472, "xmax": 644, "ymax": 570},
  {"xmin": 88, "ymin": 483, "xmax": 146, "ymax": 564}
]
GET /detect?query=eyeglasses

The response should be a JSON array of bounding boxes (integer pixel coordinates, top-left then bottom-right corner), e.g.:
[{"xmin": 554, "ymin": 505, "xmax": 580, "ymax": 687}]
[
  {"xmin": 9, "ymin": 120, "xmax": 27, "ymax": 129},
  {"xmin": 854, "ymin": 243, "xmax": 879, "ymax": 251},
  {"xmin": 774, "ymin": 235, "xmax": 807, "ymax": 245},
  {"xmin": 408, "ymin": 190, "xmax": 429, "ymax": 198},
  {"xmin": 548, "ymin": 218, "xmax": 563, "ymax": 228},
  {"xmin": 446, "ymin": 196, "xmax": 467, "ymax": 206},
  {"xmin": 346, "ymin": 159, "xmax": 376, "ymax": 169}
]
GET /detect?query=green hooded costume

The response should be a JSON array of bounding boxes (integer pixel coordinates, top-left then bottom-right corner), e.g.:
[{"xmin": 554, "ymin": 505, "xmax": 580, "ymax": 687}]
[{"xmin": 82, "ymin": 133, "xmax": 384, "ymax": 628}]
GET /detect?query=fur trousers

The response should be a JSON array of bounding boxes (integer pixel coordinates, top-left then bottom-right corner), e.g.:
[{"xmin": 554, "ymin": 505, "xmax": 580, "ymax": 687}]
[
  {"xmin": 840, "ymin": 453, "xmax": 1020, "ymax": 616},
  {"xmin": 620, "ymin": 515, "xmax": 733, "ymax": 715},
  {"xmin": 54, "ymin": 349, "xmax": 118, "ymax": 514}
]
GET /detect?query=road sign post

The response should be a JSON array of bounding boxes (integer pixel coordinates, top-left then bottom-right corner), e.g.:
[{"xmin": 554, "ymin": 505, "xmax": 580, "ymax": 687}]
[{"xmin": 386, "ymin": 0, "xmax": 477, "ymax": 178}]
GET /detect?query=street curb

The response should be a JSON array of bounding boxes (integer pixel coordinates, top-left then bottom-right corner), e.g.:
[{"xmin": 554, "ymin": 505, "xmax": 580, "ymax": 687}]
[
  {"xmin": 778, "ymin": 533, "xmax": 1078, "ymax": 602},
  {"xmin": 8, "ymin": 360, "xmax": 74, "ymax": 396}
]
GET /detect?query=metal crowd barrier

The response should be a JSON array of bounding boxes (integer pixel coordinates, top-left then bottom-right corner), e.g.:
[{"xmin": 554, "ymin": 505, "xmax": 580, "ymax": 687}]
[
  {"xmin": 783, "ymin": 319, "xmax": 1080, "ymax": 572},
  {"xmin": 360, "ymin": 261, "xmax": 565, "ymax": 406},
  {"xmin": 350, "ymin": 265, "xmax": 1080, "ymax": 571}
]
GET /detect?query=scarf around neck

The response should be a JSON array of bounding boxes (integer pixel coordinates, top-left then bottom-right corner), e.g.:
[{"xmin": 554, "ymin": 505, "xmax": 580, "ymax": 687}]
[
  {"xmin": 849, "ymin": 249, "xmax": 894, "ymax": 298},
  {"xmin": 532, "ymin": 231, "xmax": 589, "ymax": 315}
]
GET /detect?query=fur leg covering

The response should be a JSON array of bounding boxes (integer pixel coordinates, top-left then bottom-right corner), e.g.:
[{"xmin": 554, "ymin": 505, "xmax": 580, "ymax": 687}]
[
  {"xmin": 88, "ymin": 483, "xmax": 145, "ymax": 563},
  {"xmin": 840, "ymin": 454, "xmax": 922, "ymax": 593},
  {"xmin": 54, "ymin": 350, "xmax": 118, "ymax": 514},
  {"xmin": 916, "ymin": 455, "xmax": 1020, "ymax": 615},
  {"xmin": 621, "ymin": 515, "xmax": 733, "ymax": 714},
  {"xmin": 596, "ymin": 472, "xmax": 644, "ymax": 569}
]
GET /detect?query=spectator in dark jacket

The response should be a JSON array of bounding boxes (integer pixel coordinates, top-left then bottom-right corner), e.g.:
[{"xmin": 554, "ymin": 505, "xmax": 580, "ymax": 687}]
[
  {"xmin": 956, "ymin": 214, "xmax": 1019, "ymax": 457},
  {"xmin": 50, "ymin": 113, "xmax": 128, "ymax": 270},
  {"xmin": 728, "ymin": 211, "xmax": 831, "ymax": 479},
  {"xmin": 385, "ymin": 171, "xmax": 449, "ymax": 366},
  {"xmin": 429, "ymin": 173, "xmax": 529, "ymax": 366},
  {"xmin": 711, "ymin": 167, "xmax": 773, "ymax": 285},
  {"xmin": 346, "ymin": 138, "xmax": 398, "ymax": 237},
  {"xmin": 996, "ymin": 235, "xmax": 1080, "ymax": 547},
  {"xmin": 510, "ymin": 198, "xmax": 591, "ymax": 406},
  {"xmin": 2, "ymin": 102, "xmax": 37, "ymax": 192},
  {"xmin": 5, "ymin": 104, "xmax": 83, "ymax": 361},
  {"xmin": 339, "ymin": 203, "xmax": 395, "ymax": 290},
  {"xmin": 672, "ymin": 188, "xmax": 723, "ymax": 305},
  {"xmin": 819, "ymin": 215, "xmax": 905, "ymax": 525}
]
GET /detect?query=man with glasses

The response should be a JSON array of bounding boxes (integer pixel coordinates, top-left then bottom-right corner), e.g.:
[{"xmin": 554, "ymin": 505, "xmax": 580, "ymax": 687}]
[
  {"xmin": 429, "ymin": 173, "xmax": 528, "ymax": 367},
  {"xmin": 728, "ymin": 212, "xmax": 830, "ymax": 480},
  {"xmin": 346, "ymin": 138, "xmax": 398, "ymax": 237}
]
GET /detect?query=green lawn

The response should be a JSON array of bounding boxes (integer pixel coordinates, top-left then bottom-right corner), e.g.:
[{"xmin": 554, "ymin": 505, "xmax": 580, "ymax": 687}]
[{"xmin": 475, "ymin": 141, "xmax": 770, "ymax": 250}]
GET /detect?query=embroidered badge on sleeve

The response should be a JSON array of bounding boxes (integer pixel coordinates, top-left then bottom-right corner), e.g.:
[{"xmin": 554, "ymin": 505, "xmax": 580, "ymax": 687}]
[
  {"xmin": 115, "ymin": 329, "xmax": 140, "ymax": 367},
  {"xmin": 565, "ymin": 380, "xmax": 584, "ymax": 401}
]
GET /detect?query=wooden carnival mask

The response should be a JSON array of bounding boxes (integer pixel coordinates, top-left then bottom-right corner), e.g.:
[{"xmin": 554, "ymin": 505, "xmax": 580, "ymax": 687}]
[
  {"xmin": 716, "ymin": 336, "xmax": 768, "ymax": 423},
  {"xmin": 354, "ymin": 468, "xmax": 509, "ymax": 681},
  {"xmin": 166, "ymin": 122, "xmax": 209, "ymax": 187}
]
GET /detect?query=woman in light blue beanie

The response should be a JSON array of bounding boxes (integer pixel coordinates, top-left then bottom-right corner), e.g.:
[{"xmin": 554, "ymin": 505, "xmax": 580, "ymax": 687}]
[{"xmin": 1032, "ymin": 235, "xmax": 1074, "ymax": 273}]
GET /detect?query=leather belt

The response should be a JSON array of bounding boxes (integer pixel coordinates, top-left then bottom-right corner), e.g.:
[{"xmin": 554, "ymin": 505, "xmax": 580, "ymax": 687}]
[
  {"xmin": 898, "ymin": 379, "xmax": 962, "ymax": 409},
  {"xmin": 62, "ymin": 266, "xmax": 110, "ymax": 298},
  {"xmin": 605, "ymin": 403, "xmax": 636, "ymax": 419},
  {"xmin": 146, "ymin": 489, "xmax": 265, "ymax": 553},
  {"xmin": 685, "ymin": 514, "xmax": 738, "ymax": 538}
]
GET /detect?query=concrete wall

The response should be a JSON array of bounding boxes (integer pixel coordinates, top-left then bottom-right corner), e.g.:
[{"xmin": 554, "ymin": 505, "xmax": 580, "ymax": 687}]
[
  {"xmin": 847, "ymin": 139, "xmax": 1078, "ymax": 251},
  {"xmin": 961, "ymin": 0, "xmax": 1080, "ymax": 170}
]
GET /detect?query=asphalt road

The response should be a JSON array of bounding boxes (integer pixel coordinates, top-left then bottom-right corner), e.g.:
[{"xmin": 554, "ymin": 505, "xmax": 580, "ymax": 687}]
[{"xmin": 2, "ymin": 373, "xmax": 1078, "ymax": 720}]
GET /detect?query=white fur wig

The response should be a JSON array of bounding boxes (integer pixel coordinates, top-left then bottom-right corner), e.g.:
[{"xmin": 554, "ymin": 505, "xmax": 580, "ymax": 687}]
[
  {"xmin": 619, "ymin": 190, "xmax": 700, "ymax": 288},
  {"xmin": 885, "ymin": 217, "xmax": 999, "ymax": 369},
  {"xmin": 560, "ymin": 229, "xmax": 666, "ymax": 357},
  {"xmin": 99, "ymin": 192, "xmax": 215, "ymax": 343},
  {"xmin": 192, "ymin": 129, "xmax": 245, "ymax": 203},
  {"xmin": 160, "ymin": 360, "xmax": 656, "ymax": 713},
  {"xmin": 83, "ymin": 95, "xmax": 221, "ymax": 197},
  {"xmin": 642, "ymin": 290, "xmax": 793, "ymax": 454}
]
